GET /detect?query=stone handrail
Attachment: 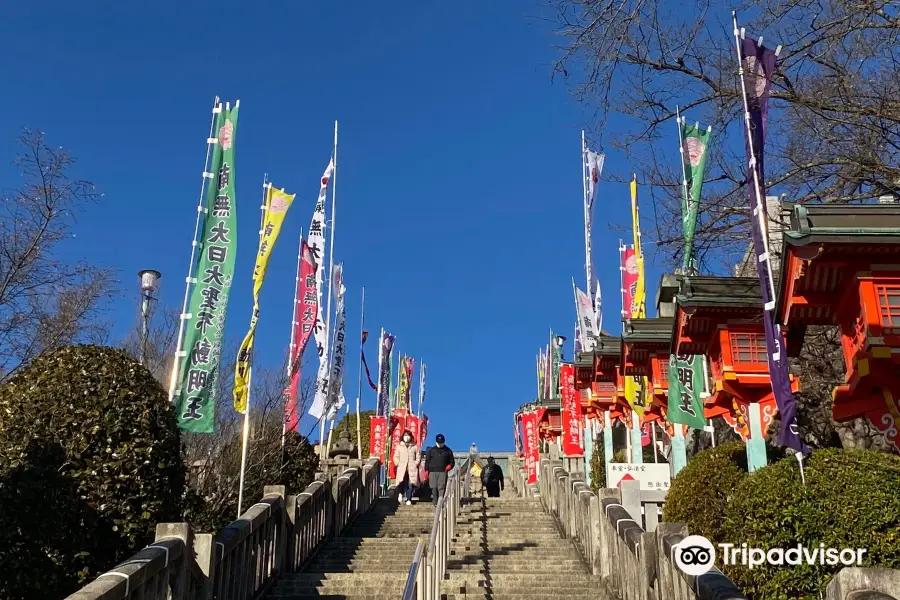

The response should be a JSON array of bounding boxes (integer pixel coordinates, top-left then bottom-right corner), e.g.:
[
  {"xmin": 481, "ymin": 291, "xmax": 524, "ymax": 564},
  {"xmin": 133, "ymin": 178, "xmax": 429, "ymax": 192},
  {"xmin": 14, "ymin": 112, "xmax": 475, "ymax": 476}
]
[
  {"xmin": 401, "ymin": 456, "xmax": 472, "ymax": 600},
  {"xmin": 66, "ymin": 457, "xmax": 381, "ymax": 600},
  {"xmin": 526, "ymin": 456, "xmax": 900, "ymax": 600},
  {"xmin": 508, "ymin": 454, "xmax": 538, "ymax": 498}
]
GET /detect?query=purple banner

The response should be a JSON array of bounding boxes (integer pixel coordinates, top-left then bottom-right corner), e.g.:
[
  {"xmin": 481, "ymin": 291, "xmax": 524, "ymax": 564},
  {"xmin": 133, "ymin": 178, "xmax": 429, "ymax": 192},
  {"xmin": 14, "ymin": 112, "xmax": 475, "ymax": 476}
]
[{"xmin": 740, "ymin": 35, "xmax": 809, "ymax": 454}]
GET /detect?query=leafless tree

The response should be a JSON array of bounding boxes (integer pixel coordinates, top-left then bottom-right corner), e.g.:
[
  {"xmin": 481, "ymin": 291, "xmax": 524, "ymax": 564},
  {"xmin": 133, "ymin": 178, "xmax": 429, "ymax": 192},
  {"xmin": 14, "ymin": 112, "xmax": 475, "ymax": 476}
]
[
  {"xmin": 181, "ymin": 350, "xmax": 320, "ymax": 532},
  {"xmin": 0, "ymin": 129, "xmax": 116, "ymax": 379},
  {"xmin": 549, "ymin": 0, "xmax": 900, "ymax": 452},
  {"xmin": 549, "ymin": 0, "xmax": 900, "ymax": 272},
  {"xmin": 121, "ymin": 304, "xmax": 181, "ymax": 385}
]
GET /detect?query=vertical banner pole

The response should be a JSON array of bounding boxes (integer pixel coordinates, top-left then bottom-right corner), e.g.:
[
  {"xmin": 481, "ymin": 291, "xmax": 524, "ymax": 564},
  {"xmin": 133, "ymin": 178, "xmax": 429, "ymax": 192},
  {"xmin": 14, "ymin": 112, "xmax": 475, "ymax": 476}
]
[
  {"xmin": 169, "ymin": 96, "xmax": 221, "ymax": 403},
  {"xmin": 237, "ymin": 173, "xmax": 269, "ymax": 517},
  {"xmin": 319, "ymin": 121, "xmax": 339, "ymax": 453},
  {"xmin": 356, "ymin": 287, "xmax": 365, "ymax": 457},
  {"xmin": 283, "ymin": 225, "xmax": 304, "ymax": 446}
]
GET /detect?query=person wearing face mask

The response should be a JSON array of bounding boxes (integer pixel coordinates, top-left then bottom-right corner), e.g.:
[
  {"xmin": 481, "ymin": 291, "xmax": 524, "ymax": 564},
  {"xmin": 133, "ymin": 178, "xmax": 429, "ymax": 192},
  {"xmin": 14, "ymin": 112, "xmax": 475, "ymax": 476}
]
[
  {"xmin": 423, "ymin": 434, "xmax": 454, "ymax": 505},
  {"xmin": 393, "ymin": 429, "xmax": 420, "ymax": 505}
]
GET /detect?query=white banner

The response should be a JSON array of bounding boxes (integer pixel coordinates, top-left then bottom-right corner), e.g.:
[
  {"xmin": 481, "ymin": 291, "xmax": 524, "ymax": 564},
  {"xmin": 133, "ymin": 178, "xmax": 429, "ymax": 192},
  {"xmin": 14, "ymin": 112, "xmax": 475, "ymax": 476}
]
[
  {"xmin": 307, "ymin": 158, "xmax": 334, "ymax": 420},
  {"xmin": 584, "ymin": 148, "xmax": 605, "ymax": 305},
  {"xmin": 326, "ymin": 265, "xmax": 346, "ymax": 420},
  {"xmin": 574, "ymin": 283, "xmax": 598, "ymax": 351}
]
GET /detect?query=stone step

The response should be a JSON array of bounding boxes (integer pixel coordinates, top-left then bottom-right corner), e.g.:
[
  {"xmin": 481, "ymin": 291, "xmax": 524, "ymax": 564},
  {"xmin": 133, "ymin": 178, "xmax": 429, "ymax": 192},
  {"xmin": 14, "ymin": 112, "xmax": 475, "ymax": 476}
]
[
  {"xmin": 442, "ymin": 583, "xmax": 598, "ymax": 594},
  {"xmin": 273, "ymin": 584, "xmax": 406, "ymax": 594},
  {"xmin": 446, "ymin": 564, "xmax": 589, "ymax": 573},
  {"xmin": 441, "ymin": 594, "xmax": 604, "ymax": 600},
  {"xmin": 307, "ymin": 559, "xmax": 416, "ymax": 569},
  {"xmin": 443, "ymin": 572, "xmax": 595, "ymax": 584},
  {"xmin": 323, "ymin": 537, "xmax": 422, "ymax": 546},
  {"xmin": 279, "ymin": 573, "xmax": 407, "ymax": 583},
  {"xmin": 294, "ymin": 564, "xmax": 413, "ymax": 573},
  {"xmin": 266, "ymin": 594, "xmax": 401, "ymax": 599}
]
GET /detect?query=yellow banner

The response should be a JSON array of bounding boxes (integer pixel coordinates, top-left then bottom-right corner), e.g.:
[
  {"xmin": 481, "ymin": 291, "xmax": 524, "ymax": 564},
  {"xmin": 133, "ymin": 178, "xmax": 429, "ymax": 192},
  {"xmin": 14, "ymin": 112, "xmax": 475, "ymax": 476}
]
[
  {"xmin": 628, "ymin": 177, "xmax": 648, "ymax": 419},
  {"xmin": 630, "ymin": 177, "xmax": 646, "ymax": 320},
  {"xmin": 234, "ymin": 186, "xmax": 296, "ymax": 413}
]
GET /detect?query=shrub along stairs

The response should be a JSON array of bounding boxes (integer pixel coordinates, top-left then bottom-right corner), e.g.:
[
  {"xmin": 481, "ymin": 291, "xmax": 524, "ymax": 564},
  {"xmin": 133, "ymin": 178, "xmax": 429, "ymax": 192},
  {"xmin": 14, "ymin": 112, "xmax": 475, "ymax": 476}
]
[
  {"xmin": 267, "ymin": 493, "xmax": 435, "ymax": 599},
  {"xmin": 438, "ymin": 485, "xmax": 614, "ymax": 600}
]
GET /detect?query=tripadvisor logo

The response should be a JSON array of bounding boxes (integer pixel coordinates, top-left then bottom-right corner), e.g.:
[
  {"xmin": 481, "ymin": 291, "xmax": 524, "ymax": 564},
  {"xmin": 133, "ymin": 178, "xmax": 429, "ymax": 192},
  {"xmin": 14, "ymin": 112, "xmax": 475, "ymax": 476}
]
[{"xmin": 673, "ymin": 535, "xmax": 868, "ymax": 575}]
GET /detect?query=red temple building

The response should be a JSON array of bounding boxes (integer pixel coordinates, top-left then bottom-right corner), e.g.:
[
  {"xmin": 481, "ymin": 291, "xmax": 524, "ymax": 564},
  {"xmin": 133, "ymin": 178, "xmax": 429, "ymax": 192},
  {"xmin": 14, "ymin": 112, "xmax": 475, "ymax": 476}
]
[
  {"xmin": 620, "ymin": 317, "xmax": 673, "ymax": 425},
  {"xmin": 575, "ymin": 335, "xmax": 629, "ymax": 425},
  {"xmin": 776, "ymin": 203, "xmax": 900, "ymax": 451},
  {"xmin": 671, "ymin": 275, "xmax": 799, "ymax": 461}
]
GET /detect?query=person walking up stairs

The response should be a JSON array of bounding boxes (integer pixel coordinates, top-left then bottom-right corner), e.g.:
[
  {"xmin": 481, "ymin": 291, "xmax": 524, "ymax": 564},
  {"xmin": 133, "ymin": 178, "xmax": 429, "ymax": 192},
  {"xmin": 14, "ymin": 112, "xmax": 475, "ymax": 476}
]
[{"xmin": 439, "ymin": 481, "xmax": 613, "ymax": 599}]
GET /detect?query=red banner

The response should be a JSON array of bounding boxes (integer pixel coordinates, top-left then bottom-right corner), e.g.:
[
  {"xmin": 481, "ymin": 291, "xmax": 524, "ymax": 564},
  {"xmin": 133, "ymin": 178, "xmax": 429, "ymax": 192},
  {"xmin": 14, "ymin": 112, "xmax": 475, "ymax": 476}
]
[
  {"xmin": 387, "ymin": 409, "xmax": 407, "ymax": 480},
  {"xmin": 641, "ymin": 422, "xmax": 651, "ymax": 446},
  {"xmin": 284, "ymin": 240, "xmax": 319, "ymax": 432},
  {"xmin": 420, "ymin": 414, "xmax": 429, "ymax": 448},
  {"xmin": 560, "ymin": 364, "xmax": 583, "ymax": 456},
  {"xmin": 522, "ymin": 411, "xmax": 540, "ymax": 485},
  {"xmin": 370, "ymin": 415, "xmax": 387, "ymax": 461},
  {"xmin": 406, "ymin": 414, "xmax": 421, "ymax": 449},
  {"xmin": 621, "ymin": 246, "xmax": 638, "ymax": 319}
]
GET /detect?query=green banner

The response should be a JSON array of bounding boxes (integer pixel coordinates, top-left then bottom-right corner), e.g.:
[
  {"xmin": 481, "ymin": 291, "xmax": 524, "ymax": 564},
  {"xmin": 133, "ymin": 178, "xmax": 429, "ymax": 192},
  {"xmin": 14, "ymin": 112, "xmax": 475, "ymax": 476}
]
[
  {"xmin": 667, "ymin": 353, "xmax": 707, "ymax": 430},
  {"xmin": 176, "ymin": 103, "xmax": 239, "ymax": 433},
  {"xmin": 550, "ymin": 331, "xmax": 561, "ymax": 400},
  {"xmin": 680, "ymin": 121, "xmax": 711, "ymax": 273}
]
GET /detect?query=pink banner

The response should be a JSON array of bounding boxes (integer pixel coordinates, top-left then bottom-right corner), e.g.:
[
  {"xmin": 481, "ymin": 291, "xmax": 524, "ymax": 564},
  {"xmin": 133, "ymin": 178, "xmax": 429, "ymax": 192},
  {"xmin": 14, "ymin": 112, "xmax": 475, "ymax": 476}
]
[
  {"xmin": 406, "ymin": 414, "xmax": 421, "ymax": 449},
  {"xmin": 622, "ymin": 246, "xmax": 638, "ymax": 319},
  {"xmin": 560, "ymin": 364, "xmax": 583, "ymax": 456},
  {"xmin": 523, "ymin": 411, "xmax": 540, "ymax": 485},
  {"xmin": 284, "ymin": 240, "xmax": 318, "ymax": 431},
  {"xmin": 388, "ymin": 409, "xmax": 407, "ymax": 481},
  {"xmin": 370, "ymin": 415, "xmax": 387, "ymax": 461},
  {"xmin": 420, "ymin": 414, "xmax": 429, "ymax": 448}
]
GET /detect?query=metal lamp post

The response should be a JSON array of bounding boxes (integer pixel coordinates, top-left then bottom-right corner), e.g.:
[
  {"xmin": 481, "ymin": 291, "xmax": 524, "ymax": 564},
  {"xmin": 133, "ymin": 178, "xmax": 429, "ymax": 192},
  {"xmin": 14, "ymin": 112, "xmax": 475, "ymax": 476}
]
[{"xmin": 138, "ymin": 269, "xmax": 161, "ymax": 366}]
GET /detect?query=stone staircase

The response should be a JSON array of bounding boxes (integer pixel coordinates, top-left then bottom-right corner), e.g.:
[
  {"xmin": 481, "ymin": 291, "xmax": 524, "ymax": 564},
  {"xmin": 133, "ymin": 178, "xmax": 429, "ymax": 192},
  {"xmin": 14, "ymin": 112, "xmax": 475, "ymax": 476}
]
[
  {"xmin": 268, "ymin": 495, "xmax": 434, "ymax": 599},
  {"xmin": 439, "ymin": 486, "xmax": 613, "ymax": 600}
]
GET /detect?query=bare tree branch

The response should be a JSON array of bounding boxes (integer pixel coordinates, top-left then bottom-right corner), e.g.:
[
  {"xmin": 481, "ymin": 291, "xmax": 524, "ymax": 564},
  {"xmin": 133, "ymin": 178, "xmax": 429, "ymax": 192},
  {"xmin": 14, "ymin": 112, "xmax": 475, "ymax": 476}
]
[{"xmin": 0, "ymin": 129, "xmax": 117, "ymax": 379}]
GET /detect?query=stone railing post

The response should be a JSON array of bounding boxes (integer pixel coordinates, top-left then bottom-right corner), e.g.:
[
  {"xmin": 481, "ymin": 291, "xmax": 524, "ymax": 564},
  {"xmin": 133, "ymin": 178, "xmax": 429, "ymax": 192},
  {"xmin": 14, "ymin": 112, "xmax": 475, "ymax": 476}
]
[
  {"xmin": 825, "ymin": 567, "xmax": 900, "ymax": 599},
  {"xmin": 588, "ymin": 493, "xmax": 603, "ymax": 576},
  {"xmin": 193, "ymin": 532, "xmax": 216, "ymax": 600},
  {"xmin": 264, "ymin": 485, "xmax": 287, "ymax": 575},
  {"xmin": 154, "ymin": 523, "xmax": 191, "ymax": 600},
  {"xmin": 597, "ymin": 488, "xmax": 619, "ymax": 581},
  {"xmin": 654, "ymin": 522, "xmax": 689, "ymax": 600}
]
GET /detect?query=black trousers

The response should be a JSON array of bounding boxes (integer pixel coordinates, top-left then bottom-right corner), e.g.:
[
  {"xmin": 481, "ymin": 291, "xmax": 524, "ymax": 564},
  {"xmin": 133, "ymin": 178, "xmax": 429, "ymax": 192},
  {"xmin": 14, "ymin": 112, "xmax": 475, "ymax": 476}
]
[{"xmin": 485, "ymin": 482, "xmax": 501, "ymax": 497}]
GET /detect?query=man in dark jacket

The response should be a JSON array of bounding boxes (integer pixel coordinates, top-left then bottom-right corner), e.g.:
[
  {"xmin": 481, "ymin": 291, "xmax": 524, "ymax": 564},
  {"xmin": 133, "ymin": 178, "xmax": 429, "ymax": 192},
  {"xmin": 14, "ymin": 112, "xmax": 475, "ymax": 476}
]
[
  {"xmin": 481, "ymin": 457, "xmax": 504, "ymax": 497},
  {"xmin": 424, "ymin": 434, "xmax": 454, "ymax": 505}
]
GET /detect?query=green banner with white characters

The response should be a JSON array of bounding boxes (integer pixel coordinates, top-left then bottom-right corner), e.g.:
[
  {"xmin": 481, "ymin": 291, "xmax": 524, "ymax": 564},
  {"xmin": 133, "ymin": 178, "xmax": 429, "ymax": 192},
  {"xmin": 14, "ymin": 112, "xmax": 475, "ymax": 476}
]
[
  {"xmin": 680, "ymin": 120, "xmax": 711, "ymax": 273},
  {"xmin": 666, "ymin": 353, "xmax": 707, "ymax": 430},
  {"xmin": 176, "ymin": 102, "xmax": 239, "ymax": 433}
]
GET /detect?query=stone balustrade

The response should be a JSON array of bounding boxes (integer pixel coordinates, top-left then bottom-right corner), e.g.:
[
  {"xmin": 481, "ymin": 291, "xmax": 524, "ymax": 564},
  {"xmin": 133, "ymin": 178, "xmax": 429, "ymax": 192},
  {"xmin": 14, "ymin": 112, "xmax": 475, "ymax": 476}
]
[
  {"xmin": 509, "ymin": 456, "xmax": 900, "ymax": 600},
  {"xmin": 65, "ymin": 457, "xmax": 381, "ymax": 600}
]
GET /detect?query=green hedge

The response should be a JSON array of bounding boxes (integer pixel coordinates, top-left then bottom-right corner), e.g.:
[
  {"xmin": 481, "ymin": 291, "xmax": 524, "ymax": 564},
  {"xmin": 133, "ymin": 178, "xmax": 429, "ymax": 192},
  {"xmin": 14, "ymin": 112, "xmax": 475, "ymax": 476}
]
[
  {"xmin": 662, "ymin": 440, "xmax": 748, "ymax": 543},
  {"xmin": 720, "ymin": 448, "xmax": 900, "ymax": 600},
  {"xmin": 0, "ymin": 346, "xmax": 186, "ymax": 600}
]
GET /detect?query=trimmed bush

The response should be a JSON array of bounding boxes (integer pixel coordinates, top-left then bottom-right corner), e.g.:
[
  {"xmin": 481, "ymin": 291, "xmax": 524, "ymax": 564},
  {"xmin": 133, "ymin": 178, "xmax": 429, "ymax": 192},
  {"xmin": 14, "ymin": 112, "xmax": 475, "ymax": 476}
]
[
  {"xmin": 0, "ymin": 345, "xmax": 186, "ymax": 600},
  {"xmin": 662, "ymin": 441, "xmax": 748, "ymax": 543},
  {"xmin": 720, "ymin": 448, "xmax": 900, "ymax": 600}
]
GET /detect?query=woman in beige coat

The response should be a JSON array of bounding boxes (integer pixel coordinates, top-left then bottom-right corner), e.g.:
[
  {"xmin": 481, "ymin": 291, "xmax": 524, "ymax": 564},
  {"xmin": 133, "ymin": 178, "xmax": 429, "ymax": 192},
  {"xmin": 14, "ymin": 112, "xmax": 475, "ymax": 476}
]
[{"xmin": 393, "ymin": 430, "xmax": 420, "ymax": 505}]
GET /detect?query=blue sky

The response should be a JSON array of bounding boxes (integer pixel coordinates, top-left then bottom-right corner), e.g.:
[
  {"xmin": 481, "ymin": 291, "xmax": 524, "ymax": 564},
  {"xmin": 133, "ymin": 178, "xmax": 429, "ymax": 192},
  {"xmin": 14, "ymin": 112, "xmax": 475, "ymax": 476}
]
[{"xmin": 0, "ymin": 1, "xmax": 664, "ymax": 451}]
